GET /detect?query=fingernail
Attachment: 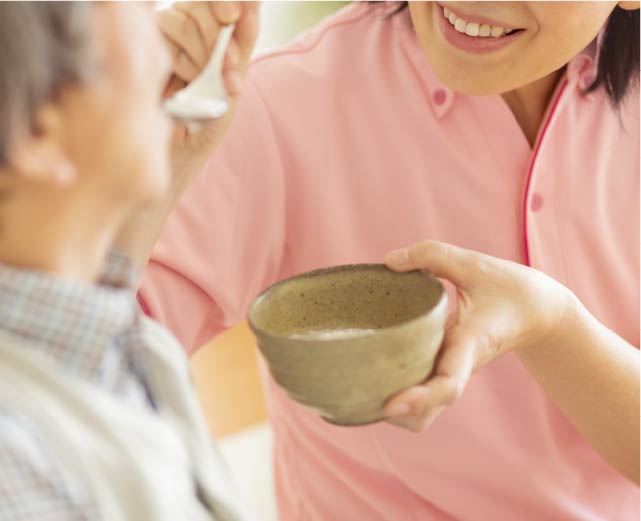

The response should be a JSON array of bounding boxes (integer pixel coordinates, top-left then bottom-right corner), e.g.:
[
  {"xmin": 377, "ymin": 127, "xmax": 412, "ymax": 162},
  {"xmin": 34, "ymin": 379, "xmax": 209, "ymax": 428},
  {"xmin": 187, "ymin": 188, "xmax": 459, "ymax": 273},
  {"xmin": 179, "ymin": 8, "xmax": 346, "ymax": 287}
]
[
  {"xmin": 386, "ymin": 403, "xmax": 411, "ymax": 417},
  {"xmin": 217, "ymin": 2, "xmax": 241, "ymax": 22},
  {"xmin": 385, "ymin": 248, "xmax": 409, "ymax": 266}
]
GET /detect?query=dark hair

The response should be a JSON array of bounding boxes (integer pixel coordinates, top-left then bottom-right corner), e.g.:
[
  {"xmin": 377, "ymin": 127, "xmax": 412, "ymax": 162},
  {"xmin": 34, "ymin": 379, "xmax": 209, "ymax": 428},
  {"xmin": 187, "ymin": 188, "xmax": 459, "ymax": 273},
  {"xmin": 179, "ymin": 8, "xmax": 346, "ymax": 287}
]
[
  {"xmin": 587, "ymin": 6, "xmax": 640, "ymax": 105},
  {"xmin": 0, "ymin": 2, "xmax": 92, "ymax": 165},
  {"xmin": 381, "ymin": 2, "xmax": 639, "ymax": 106}
]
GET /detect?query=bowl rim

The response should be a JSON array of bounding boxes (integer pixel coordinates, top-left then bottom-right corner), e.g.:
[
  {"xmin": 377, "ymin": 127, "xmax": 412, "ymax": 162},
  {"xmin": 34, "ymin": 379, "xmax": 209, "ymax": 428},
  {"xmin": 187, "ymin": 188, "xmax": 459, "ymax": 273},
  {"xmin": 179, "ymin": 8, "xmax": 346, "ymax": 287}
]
[{"xmin": 246, "ymin": 263, "xmax": 448, "ymax": 343}]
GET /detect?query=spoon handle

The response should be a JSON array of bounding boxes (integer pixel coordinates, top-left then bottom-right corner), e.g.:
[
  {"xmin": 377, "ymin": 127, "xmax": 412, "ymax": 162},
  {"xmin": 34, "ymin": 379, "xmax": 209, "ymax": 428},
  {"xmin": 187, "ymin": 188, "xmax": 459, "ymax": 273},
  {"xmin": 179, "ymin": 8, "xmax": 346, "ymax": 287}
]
[{"xmin": 187, "ymin": 23, "xmax": 235, "ymax": 98}]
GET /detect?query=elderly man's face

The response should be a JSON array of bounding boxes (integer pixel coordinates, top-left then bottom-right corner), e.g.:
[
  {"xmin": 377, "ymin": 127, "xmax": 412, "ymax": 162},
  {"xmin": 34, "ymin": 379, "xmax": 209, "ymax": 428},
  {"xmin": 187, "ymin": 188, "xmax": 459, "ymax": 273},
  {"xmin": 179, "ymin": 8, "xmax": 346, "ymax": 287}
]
[{"xmin": 58, "ymin": 2, "xmax": 173, "ymax": 210}]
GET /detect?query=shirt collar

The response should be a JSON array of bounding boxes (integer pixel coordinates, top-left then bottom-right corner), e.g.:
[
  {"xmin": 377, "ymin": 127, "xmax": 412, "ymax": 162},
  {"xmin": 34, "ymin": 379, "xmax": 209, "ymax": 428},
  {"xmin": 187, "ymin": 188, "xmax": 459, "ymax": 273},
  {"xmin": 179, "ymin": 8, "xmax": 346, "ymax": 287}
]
[
  {"xmin": 394, "ymin": 9, "xmax": 601, "ymax": 119},
  {"xmin": 0, "ymin": 257, "xmax": 138, "ymax": 386},
  {"xmin": 394, "ymin": 10, "xmax": 455, "ymax": 120}
]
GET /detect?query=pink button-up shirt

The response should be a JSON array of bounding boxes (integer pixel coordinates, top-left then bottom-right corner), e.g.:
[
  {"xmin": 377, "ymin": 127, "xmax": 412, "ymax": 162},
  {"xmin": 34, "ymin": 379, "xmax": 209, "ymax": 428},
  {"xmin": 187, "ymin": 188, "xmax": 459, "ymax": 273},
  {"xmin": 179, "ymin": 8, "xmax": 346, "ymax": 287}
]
[{"xmin": 141, "ymin": 5, "xmax": 639, "ymax": 520}]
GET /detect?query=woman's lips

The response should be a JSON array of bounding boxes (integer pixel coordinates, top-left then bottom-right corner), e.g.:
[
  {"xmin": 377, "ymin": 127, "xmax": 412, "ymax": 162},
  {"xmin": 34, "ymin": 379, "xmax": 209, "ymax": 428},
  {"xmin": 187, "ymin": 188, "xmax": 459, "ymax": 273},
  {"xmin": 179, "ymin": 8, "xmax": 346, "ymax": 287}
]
[{"xmin": 436, "ymin": 3, "xmax": 525, "ymax": 54}]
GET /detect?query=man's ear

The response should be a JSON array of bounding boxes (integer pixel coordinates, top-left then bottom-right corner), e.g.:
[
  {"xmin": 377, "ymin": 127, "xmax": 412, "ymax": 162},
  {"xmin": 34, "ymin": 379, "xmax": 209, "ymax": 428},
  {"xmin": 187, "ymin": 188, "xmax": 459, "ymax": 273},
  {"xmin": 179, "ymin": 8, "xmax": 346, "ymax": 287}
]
[{"xmin": 8, "ymin": 103, "xmax": 76, "ymax": 187}]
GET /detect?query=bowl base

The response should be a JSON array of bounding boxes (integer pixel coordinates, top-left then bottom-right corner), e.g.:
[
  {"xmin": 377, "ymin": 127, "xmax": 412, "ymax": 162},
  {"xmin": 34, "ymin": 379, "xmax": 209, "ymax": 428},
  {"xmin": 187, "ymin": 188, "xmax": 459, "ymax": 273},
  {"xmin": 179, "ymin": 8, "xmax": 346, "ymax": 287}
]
[{"xmin": 320, "ymin": 415, "xmax": 384, "ymax": 427}]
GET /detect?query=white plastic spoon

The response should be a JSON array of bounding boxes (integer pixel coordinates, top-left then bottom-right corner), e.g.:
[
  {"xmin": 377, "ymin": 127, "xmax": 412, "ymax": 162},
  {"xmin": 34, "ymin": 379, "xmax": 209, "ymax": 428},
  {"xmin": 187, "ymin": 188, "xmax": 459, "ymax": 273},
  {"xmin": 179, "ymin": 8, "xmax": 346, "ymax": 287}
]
[{"xmin": 164, "ymin": 23, "xmax": 235, "ymax": 128}]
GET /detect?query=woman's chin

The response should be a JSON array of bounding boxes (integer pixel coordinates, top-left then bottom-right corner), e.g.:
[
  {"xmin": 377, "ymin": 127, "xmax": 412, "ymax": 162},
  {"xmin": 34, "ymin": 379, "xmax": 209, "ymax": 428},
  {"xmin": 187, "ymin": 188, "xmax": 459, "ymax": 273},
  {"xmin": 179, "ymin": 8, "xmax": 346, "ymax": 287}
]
[{"xmin": 428, "ymin": 59, "xmax": 519, "ymax": 97}]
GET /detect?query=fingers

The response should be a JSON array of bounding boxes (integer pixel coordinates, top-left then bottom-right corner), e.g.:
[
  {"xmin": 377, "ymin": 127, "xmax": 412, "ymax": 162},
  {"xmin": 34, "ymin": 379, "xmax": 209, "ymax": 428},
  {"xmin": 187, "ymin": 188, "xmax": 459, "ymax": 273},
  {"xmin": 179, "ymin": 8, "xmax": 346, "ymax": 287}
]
[
  {"xmin": 385, "ymin": 240, "xmax": 482, "ymax": 288},
  {"xmin": 164, "ymin": 75, "xmax": 187, "ymax": 99},
  {"xmin": 211, "ymin": 1, "xmax": 242, "ymax": 25},
  {"xmin": 385, "ymin": 240, "xmax": 465, "ymax": 279},
  {"xmin": 223, "ymin": 70, "xmax": 245, "ymax": 97},
  {"xmin": 162, "ymin": 36, "xmax": 201, "ymax": 84},
  {"xmin": 222, "ymin": 39, "xmax": 244, "ymax": 95},
  {"xmin": 224, "ymin": 39, "xmax": 241, "ymax": 69},
  {"xmin": 221, "ymin": 2, "xmax": 259, "ymax": 95},
  {"xmin": 383, "ymin": 330, "xmax": 479, "ymax": 433},
  {"xmin": 158, "ymin": 2, "xmax": 258, "ymax": 97},
  {"xmin": 385, "ymin": 385, "xmax": 430, "ymax": 417},
  {"xmin": 386, "ymin": 405, "xmax": 445, "ymax": 433},
  {"xmin": 385, "ymin": 376, "xmax": 456, "ymax": 432},
  {"xmin": 157, "ymin": 8, "xmax": 208, "ymax": 69},
  {"xmin": 232, "ymin": 1, "xmax": 260, "ymax": 67},
  {"xmin": 175, "ymin": 1, "xmax": 221, "ymax": 55},
  {"xmin": 431, "ymin": 330, "xmax": 478, "ymax": 395}
]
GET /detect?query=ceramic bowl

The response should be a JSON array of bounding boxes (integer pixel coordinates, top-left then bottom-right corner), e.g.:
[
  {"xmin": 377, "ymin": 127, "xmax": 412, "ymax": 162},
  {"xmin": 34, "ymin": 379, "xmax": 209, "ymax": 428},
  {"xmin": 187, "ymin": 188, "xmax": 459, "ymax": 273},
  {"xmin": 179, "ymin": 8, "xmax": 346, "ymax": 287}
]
[{"xmin": 247, "ymin": 264, "xmax": 447, "ymax": 425}]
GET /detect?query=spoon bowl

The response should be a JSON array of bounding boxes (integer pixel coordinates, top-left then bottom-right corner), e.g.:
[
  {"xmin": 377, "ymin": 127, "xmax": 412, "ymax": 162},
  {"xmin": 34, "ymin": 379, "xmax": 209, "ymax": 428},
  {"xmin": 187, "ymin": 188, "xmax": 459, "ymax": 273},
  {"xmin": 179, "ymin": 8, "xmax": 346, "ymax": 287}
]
[{"xmin": 164, "ymin": 24, "xmax": 235, "ymax": 125}]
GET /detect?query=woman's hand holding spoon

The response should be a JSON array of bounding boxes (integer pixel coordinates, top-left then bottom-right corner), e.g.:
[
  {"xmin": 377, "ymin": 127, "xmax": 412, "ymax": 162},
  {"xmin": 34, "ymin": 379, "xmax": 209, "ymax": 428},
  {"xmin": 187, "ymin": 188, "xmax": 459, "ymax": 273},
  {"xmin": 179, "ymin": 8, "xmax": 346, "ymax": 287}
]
[{"xmin": 157, "ymin": 1, "xmax": 259, "ymax": 164}]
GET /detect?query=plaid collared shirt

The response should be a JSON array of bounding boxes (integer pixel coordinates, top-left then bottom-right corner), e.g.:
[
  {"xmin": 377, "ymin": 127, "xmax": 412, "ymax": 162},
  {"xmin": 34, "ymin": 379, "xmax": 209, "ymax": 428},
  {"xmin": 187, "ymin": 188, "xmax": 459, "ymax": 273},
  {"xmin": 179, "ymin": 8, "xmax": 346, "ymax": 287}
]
[{"xmin": 0, "ymin": 251, "xmax": 160, "ymax": 521}]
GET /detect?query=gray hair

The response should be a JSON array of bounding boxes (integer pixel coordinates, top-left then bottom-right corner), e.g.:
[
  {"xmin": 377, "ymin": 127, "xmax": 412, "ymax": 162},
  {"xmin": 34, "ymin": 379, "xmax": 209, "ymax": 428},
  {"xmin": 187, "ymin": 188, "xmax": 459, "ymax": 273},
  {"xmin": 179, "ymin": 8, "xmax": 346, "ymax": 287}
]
[{"xmin": 0, "ymin": 2, "xmax": 92, "ymax": 164}]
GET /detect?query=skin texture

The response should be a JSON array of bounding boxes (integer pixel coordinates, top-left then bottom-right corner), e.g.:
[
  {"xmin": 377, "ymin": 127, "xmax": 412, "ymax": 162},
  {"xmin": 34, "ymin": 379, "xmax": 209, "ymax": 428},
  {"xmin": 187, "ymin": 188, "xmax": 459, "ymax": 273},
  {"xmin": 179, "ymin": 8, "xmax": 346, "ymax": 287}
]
[
  {"xmin": 113, "ymin": 1, "xmax": 638, "ymax": 263},
  {"xmin": 112, "ymin": 1, "xmax": 259, "ymax": 265},
  {"xmin": 408, "ymin": 1, "xmax": 633, "ymax": 144},
  {"xmin": 381, "ymin": 2, "xmax": 640, "ymax": 484},
  {"xmin": 108, "ymin": 1, "xmax": 638, "ymax": 484},
  {"xmin": 409, "ymin": 1, "xmax": 618, "ymax": 96},
  {"xmin": 384, "ymin": 242, "xmax": 640, "ymax": 484},
  {"xmin": 0, "ymin": 3, "xmax": 172, "ymax": 282}
]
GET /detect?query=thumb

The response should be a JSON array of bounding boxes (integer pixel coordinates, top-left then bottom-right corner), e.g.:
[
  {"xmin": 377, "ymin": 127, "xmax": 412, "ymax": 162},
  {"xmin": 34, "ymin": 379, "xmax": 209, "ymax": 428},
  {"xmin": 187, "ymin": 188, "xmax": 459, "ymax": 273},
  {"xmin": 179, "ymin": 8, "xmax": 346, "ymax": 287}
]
[{"xmin": 385, "ymin": 240, "xmax": 472, "ymax": 288}]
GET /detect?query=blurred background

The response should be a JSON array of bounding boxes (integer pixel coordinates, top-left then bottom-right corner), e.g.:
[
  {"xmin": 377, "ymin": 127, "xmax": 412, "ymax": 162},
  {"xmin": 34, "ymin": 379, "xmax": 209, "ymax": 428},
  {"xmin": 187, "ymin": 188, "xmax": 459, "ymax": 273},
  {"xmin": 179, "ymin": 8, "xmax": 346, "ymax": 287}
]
[{"xmin": 187, "ymin": 3, "xmax": 348, "ymax": 520}]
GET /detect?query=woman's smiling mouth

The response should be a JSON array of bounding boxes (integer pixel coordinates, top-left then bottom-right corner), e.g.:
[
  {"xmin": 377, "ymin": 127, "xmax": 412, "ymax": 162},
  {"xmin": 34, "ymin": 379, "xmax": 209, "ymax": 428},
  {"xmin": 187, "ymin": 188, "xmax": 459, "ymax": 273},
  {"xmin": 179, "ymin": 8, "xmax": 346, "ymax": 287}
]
[
  {"xmin": 436, "ymin": 3, "xmax": 526, "ymax": 53},
  {"xmin": 442, "ymin": 5, "xmax": 523, "ymax": 38}
]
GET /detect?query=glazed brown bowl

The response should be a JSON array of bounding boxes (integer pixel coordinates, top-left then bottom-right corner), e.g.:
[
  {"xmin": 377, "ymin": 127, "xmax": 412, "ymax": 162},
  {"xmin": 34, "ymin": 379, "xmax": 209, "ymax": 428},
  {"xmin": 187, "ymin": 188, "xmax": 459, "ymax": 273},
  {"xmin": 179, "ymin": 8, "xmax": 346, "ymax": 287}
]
[{"xmin": 247, "ymin": 264, "xmax": 447, "ymax": 426}]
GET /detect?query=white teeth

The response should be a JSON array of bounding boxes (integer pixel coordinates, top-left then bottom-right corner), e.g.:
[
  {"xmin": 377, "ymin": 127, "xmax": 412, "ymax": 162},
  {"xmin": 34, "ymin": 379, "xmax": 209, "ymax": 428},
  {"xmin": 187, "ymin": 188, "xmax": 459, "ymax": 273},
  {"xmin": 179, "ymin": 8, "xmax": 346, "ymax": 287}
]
[
  {"xmin": 465, "ymin": 22, "xmax": 479, "ymax": 37},
  {"xmin": 442, "ymin": 5, "xmax": 514, "ymax": 39}
]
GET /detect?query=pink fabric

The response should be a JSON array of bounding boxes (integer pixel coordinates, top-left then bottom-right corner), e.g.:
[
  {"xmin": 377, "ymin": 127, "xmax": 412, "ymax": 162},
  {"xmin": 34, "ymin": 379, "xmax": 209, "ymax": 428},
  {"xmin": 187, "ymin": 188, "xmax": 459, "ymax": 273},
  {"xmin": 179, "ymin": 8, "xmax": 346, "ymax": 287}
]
[{"xmin": 140, "ymin": 5, "xmax": 640, "ymax": 520}]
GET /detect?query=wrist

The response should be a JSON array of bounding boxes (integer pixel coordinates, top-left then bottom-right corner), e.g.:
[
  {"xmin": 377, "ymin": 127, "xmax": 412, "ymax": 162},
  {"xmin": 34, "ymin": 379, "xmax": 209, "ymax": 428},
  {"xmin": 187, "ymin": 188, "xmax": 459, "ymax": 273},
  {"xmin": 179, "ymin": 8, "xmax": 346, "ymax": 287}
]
[
  {"xmin": 547, "ymin": 288, "xmax": 582, "ymax": 347},
  {"xmin": 518, "ymin": 284, "xmax": 581, "ymax": 354}
]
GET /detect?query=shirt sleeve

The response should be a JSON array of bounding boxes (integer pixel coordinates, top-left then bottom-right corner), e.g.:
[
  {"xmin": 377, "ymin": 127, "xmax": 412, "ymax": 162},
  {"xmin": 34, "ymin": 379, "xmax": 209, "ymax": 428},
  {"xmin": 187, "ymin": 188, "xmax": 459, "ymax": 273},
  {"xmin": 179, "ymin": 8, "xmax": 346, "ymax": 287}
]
[
  {"xmin": 0, "ymin": 413, "xmax": 100, "ymax": 521},
  {"xmin": 139, "ymin": 77, "xmax": 287, "ymax": 354}
]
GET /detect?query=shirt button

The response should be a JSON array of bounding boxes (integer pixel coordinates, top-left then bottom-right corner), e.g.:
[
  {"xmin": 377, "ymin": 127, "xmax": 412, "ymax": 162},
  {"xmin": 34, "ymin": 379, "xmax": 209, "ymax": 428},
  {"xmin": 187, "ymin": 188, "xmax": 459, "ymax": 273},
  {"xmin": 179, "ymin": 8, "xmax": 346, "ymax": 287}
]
[
  {"xmin": 433, "ymin": 89, "xmax": 447, "ymax": 106},
  {"xmin": 531, "ymin": 193, "xmax": 544, "ymax": 212}
]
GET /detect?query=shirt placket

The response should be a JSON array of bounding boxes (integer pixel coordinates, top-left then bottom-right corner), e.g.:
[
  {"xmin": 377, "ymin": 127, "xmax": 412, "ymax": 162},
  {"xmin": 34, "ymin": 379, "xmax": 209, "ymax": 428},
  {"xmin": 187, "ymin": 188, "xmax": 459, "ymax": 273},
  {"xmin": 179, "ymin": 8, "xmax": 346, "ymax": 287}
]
[{"xmin": 522, "ymin": 80, "xmax": 569, "ymax": 272}]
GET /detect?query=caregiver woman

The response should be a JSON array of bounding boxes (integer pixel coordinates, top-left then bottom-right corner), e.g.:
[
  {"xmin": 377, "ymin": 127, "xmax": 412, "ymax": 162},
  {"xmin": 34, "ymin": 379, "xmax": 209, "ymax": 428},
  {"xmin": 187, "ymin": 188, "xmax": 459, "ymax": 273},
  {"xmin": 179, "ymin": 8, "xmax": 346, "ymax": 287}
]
[{"xmin": 129, "ymin": 1, "xmax": 641, "ymax": 520}]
